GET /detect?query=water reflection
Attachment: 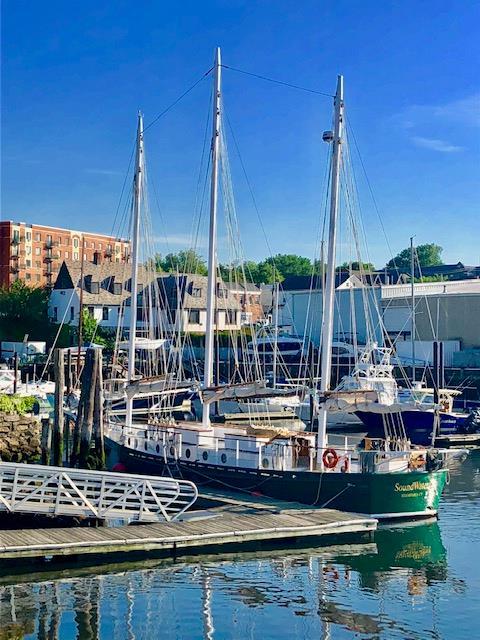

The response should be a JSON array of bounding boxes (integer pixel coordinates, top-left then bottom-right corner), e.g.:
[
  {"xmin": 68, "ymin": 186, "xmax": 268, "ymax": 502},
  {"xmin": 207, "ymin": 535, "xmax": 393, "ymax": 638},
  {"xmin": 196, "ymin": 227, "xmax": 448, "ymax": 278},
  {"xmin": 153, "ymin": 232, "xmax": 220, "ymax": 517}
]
[
  {"xmin": 0, "ymin": 522, "xmax": 450, "ymax": 640},
  {"xmin": 0, "ymin": 451, "xmax": 478, "ymax": 640}
]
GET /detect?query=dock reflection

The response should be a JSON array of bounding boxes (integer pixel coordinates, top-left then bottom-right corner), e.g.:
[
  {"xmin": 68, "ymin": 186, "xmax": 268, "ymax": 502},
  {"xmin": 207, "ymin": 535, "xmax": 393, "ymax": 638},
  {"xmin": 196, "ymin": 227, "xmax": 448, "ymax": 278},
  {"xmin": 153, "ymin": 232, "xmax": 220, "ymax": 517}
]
[{"xmin": 0, "ymin": 520, "xmax": 449, "ymax": 640}]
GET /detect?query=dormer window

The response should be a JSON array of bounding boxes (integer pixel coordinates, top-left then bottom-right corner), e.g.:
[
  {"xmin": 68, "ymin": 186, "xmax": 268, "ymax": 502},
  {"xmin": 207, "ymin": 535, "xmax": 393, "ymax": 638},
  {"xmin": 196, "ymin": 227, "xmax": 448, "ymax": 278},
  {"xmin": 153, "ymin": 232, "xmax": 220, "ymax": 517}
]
[
  {"xmin": 192, "ymin": 287, "xmax": 202, "ymax": 298},
  {"xmin": 90, "ymin": 281, "xmax": 100, "ymax": 294},
  {"xmin": 113, "ymin": 282, "xmax": 122, "ymax": 295},
  {"xmin": 217, "ymin": 285, "xmax": 228, "ymax": 298}
]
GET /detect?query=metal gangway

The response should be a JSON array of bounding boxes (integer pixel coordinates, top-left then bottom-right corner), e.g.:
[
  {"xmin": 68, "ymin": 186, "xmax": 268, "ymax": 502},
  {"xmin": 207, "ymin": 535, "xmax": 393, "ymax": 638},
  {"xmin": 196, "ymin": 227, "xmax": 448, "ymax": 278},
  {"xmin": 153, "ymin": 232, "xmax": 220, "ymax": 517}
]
[{"xmin": 0, "ymin": 462, "xmax": 198, "ymax": 523}]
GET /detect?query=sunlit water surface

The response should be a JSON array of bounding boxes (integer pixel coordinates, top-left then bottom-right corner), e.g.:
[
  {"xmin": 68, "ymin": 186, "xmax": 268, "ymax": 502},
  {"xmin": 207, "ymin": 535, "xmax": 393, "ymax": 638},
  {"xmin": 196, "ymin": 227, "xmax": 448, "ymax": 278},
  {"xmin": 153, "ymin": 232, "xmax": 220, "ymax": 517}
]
[{"xmin": 1, "ymin": 451, "xmax": 478, "ymax": 639}]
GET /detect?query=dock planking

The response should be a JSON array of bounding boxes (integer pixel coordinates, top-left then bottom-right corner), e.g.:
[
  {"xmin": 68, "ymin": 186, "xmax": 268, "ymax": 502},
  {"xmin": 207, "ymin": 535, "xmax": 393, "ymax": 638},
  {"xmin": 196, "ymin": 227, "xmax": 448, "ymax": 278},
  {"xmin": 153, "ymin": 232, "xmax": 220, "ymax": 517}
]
[{"xmin": 0, "ymin": 505, "xmax": 376, "ymax": 562}]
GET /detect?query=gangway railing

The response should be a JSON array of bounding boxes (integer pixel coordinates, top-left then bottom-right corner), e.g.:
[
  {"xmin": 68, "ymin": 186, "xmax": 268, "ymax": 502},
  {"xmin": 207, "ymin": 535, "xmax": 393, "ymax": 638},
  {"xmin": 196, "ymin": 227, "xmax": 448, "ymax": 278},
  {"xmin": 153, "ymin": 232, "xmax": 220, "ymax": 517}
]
[{"xmin": 0, "ymin": 462, "xmax": 198, "ymax": 523}]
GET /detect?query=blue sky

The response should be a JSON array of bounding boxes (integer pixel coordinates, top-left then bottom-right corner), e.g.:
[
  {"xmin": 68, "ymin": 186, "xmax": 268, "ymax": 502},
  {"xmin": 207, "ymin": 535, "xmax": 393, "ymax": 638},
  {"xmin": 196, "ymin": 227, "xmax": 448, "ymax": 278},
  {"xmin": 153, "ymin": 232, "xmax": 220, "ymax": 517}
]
[{"xmin": 2, "ymin": 0, "xmax": 479, "ymax": 267}]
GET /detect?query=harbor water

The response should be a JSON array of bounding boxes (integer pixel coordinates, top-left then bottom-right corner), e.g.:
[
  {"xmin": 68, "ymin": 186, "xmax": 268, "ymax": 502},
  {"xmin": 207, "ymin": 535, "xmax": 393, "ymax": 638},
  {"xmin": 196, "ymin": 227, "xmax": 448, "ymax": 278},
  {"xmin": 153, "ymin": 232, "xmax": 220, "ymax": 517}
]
[{"xmin": 0, "ymin": 451, "xmax": 478, "ymax": 640}]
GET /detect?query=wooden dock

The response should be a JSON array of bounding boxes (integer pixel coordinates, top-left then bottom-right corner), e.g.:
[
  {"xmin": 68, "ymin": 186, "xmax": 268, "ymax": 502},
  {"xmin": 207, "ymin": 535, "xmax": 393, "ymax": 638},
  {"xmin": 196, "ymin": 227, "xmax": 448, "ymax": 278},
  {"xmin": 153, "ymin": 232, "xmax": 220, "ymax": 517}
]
[{"xmin": 0, "ymin": 501, "xmax": 376, "ymax": 562}]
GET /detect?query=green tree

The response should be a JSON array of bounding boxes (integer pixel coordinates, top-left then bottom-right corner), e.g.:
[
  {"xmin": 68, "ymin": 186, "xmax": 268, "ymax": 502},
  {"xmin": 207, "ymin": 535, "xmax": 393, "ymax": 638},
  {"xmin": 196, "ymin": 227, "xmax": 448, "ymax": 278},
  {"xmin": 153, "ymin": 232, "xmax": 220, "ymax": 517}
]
[
  {"xmin": 147, "ymin": 250, "xmax": 208, "ymax": 275},
  {"xmin": 337, "ymin": 261, "xmax": 376, "ymax": 272},
  {"xmin": 0, "ymin": 281, "xmax": 70, "ymax": 346},
  {"xmin": 386, "ymin": 244, "xmax": 443, "ymax": 270},
  {"xmin": 254, "ymin": 254, "xmax": 312, "ymax": 283}
]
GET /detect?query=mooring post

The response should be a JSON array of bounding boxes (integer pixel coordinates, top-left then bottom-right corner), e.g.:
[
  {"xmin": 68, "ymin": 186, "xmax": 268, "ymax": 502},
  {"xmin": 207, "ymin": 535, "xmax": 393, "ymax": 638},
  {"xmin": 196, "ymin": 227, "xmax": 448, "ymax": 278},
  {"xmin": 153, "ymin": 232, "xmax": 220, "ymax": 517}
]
[
  {"xmin": 78, "ymin": 348, "xmax": 98, "ymax": 468},
  {"xmin": 93, "ymin": 348, "xmax": 105, "ymax": 469},
  {"xmin": 52, "ymin": 348, "xmax": 65, "ymax": 466},
  {"xmin": 13, "ymin": 352, "xmax": 18, "ymax": 394},
  {"xmin": 66, "ymin": 348, "xmax": 72, "ymax": 396},
  {"xmin": 41, "ymin": 418, "xmax": 52, "ymax": 465}
]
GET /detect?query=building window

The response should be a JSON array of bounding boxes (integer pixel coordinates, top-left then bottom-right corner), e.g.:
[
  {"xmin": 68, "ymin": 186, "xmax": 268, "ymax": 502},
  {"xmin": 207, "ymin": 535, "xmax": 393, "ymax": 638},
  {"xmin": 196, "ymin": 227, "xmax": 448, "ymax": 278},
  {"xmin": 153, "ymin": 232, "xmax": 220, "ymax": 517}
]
[
  {"xmin": 188, "ymin": 309, "xmax": 200, "ymax": 324},
  {"xmin": 65, "ymin": 251, "xmax": 69, "ymax": 259},
  {"xmin": 26, "ymin": 231, "xmax": 31, "ymax": 241},
  {"xmin": 35, "ymin": 247, "xmax": 41, "ymax": 256},
  {"xmin": 192, "ymin": 287, "xmax": 202, "ymax": 298},
  {"xmin": 73, "ymin": 238, "xmax": 79, "ymax": 248},
  {"xmin": 70, "ymin": 306, "xmax": 74, "ymax": 322},
  {"xmin": 90, "ymin": 281, "xmax": 100, "ymax": 294},
  {"xmin": 57, "ymin": 236, "xmax": 62, "ymax": 245},
  {"xmin": 226, "ymin": 310, "xmax": 237, "ymax": 325},
  {"xmin": 26, "ymin": 259, "xmax": 31, "ymax": 267},
  {"xmin": 36, "ymin": 274, "xmax": 40, "ymax": 282},
  {"xmin": 26, "ymin": 247, "xmax": 31, "ymax": 255},
  {"xmin": 99, "ymin": 243, "xmax": 102, "ymax": 249},
  {"xmin": 87, "ymin": 306, "xmax": 94, "ymax": 317},
  {"xmin": 102, "ymin": 307, "xmax": 109, "ymax": 321},
  {"xmin": 25, "ymin": 273, "xmax": 31, "ymax": 280},
  {"xmin": 46, "ymin": 234, "xmax": 52, "ymax": 243},
  {"xmin": 12, "ymin": 230, "xmax": 20, "ymax": 242},
  {"xmin": 35, "ymin": 232, "xmax": 41, "ymax": 241},
  {"xmin": 217, "ymin": 285, "xmax": 228, "ymax": 298},
  {"xmin": 113, "ymin": 282, "xmax": 122, "ymax": 295},
  {"xmin": 53, "ymin": 307, "xmax": 58, "ymax": 322},
  {"xmin": 35, "ymin": 260, "xmax": 41, "ymax": 268}
]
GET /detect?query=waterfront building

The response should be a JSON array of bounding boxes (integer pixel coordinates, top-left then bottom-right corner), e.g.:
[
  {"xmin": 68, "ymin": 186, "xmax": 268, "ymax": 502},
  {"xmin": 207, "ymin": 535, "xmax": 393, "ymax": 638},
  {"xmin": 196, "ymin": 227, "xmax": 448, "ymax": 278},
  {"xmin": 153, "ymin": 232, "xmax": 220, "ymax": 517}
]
[
  {"xmin": 49, "ymin": 263, "xmax": 244, "ymax": 335},
  {"xmin": 0, "ymin": 220, "xmax": 130, "ymax": 289}
]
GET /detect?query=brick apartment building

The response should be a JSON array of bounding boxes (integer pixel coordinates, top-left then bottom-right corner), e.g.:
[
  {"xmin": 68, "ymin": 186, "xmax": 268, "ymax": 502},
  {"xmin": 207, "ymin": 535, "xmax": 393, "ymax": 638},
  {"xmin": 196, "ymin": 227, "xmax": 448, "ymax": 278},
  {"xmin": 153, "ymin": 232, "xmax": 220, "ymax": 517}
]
[{"xmin": 0, "ymin": 221, "xmax": 130, "ymax": 289}]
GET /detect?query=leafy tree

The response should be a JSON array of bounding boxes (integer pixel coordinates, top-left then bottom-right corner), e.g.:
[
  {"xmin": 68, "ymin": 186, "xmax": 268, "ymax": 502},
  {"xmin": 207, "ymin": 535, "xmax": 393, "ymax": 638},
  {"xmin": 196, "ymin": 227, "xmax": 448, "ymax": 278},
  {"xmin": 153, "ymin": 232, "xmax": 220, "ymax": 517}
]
[
  {"xmin": 254, "ymin": 254, "xmax": 313, "ymax": 284},
  {"xmin": 386, "ymin": 244, "xmax": 443, "ymax": 270},
  {"xmin": 147, "ymin": 250, "xmax": 208, "ymax": 275},
  {"xmin": 337, "ymin": 261, "xmax": 376, "ymax": 272},
  {"xmin": 0, "ymin": 281, "xmax": 70, "ymax": 346}
]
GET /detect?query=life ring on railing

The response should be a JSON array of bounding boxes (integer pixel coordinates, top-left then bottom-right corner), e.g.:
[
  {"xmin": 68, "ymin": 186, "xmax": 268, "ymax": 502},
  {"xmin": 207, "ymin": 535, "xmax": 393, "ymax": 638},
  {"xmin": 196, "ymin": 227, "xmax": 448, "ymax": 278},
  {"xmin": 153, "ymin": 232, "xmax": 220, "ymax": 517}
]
[
  {"xmin": 322, "ymin": 448, "xmax": 339, "ymax": 469},
  {"xmin": 340, "ymin": 457, "xmax": 349, "ymax": 473}
]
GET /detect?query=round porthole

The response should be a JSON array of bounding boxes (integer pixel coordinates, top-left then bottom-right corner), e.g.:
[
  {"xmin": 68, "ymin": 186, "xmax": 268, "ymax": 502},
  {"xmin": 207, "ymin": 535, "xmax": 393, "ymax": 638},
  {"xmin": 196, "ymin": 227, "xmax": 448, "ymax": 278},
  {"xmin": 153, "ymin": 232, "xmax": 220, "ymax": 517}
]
[
  {"xmin": 262, "ymin": 458, "xmax": 269, "ymax": 469},
  {"xmin": 156, "ymin": 444, "xmax": 160, "ymax": 454},
  {"xmin": 185, "ymin": 448, "xmax": 191, "ymax": 459},
  {"xmin": 170, "ymin": 446, "xmax": 176, "ymax": 457},
  {"xmin": 221, "ymin": 453, "xmax": 227, "ymax": 464},
  {"xmin": 202, "ymin": 451, "xmax": 208, "ymax": 461},
  {"xmin": 127, "ymin": 437, "xmax": 131, "ymax": 446}
]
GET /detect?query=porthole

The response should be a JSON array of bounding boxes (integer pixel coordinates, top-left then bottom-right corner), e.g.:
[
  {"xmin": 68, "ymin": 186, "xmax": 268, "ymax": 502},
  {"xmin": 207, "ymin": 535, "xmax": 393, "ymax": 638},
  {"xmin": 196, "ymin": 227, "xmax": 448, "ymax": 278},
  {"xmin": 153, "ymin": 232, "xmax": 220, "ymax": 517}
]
[
  {"xmin": 156, "ymin": 444, "xmax": 160, "ymax": 454},
  {"xmin": 170, "ymin": 446, "xmax": 176, "ymax": 457},
  {"xmin": 202, "ymin": 451, "xmax": 208, "ymax": 461},
  {"xmin": 144, "ymin": 441, "xmax": 148, "ymax": 451},
  {"xmin": 185, "ymin": 448, "xmax": 191, "ymax": 459},
  {"xmin": 262, "ymin": 458, "xmax": 270, "ymax": 469},
  {"xmin": 221, "ymin": 453, "xmax": 227, "ymax": 464},
  {"xmin": 127, "ymin": 437, "xmax": 131, "ymax": 446}
]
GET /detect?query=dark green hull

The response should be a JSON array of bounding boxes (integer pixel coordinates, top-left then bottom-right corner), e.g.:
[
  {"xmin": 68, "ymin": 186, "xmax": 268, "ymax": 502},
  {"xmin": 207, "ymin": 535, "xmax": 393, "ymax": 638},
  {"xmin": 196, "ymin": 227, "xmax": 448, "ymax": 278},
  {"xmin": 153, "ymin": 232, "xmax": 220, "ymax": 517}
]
[{"xmin": 107, "ymin": 439, "xmax": 447, "ymax": 520}]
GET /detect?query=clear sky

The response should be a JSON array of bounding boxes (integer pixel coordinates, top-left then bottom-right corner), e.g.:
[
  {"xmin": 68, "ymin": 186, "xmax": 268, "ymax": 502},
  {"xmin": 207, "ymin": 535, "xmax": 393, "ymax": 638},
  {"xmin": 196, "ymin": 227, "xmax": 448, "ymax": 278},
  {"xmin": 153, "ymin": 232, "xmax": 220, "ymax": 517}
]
[{"xmin": 2, "ymin": 0, "xmax": 479, "ymax": 267}]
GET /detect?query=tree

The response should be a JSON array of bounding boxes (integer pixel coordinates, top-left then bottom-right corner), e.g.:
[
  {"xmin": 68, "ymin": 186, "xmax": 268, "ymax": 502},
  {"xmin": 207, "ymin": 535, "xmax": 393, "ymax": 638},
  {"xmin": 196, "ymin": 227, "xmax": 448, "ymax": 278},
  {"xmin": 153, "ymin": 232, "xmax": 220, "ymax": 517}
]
[
  {"xmin": 0, "ymin": 281, "xmax": 70, "ymax": 345},
  {"xmin": 147, "ymin": 250, "xmax": 208, "ymax": 275},
  {"xmin": 337, "ymin": 261, "xmax": 376, "ymax": 272},
  {"xmin": 386, "ymin": 243, "xmax": 443, "ymax": 270},
  {"xmin": 254, "ymin": 254, "xmax": 313, "ymax": 284}
]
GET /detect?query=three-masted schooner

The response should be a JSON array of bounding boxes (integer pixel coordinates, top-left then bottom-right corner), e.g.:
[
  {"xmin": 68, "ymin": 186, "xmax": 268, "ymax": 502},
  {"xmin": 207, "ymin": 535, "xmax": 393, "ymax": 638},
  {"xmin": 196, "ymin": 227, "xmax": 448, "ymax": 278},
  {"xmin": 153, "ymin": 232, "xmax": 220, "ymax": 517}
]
[{"xmin": 105, "ymin": 48, "xmax": 448, "ymax": 519}]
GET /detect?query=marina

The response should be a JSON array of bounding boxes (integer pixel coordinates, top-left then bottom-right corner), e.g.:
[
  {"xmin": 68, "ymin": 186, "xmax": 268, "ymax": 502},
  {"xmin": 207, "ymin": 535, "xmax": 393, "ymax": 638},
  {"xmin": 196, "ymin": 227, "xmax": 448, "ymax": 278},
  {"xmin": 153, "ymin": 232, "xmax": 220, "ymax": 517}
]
[{"xmin": 1, "ymin": 2, "xmax": 479, "ymax": 638}]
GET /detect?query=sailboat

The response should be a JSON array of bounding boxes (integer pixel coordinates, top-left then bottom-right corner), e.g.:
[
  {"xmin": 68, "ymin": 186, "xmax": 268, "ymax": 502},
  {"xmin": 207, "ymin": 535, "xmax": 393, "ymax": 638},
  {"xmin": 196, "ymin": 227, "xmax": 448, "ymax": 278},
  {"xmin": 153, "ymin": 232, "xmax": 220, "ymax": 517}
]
[{"xmin": 106, "ymin": 49, "xmax": 448, "ymax": 519}]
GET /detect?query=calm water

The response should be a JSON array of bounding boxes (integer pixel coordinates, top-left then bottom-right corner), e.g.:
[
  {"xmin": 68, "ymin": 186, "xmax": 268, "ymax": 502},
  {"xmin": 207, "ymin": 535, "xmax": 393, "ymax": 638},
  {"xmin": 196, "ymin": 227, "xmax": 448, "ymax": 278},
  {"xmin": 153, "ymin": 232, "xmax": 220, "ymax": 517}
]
[{"xmin": 1, "ymin": 451, "xmax": 478, "ymax": 640}]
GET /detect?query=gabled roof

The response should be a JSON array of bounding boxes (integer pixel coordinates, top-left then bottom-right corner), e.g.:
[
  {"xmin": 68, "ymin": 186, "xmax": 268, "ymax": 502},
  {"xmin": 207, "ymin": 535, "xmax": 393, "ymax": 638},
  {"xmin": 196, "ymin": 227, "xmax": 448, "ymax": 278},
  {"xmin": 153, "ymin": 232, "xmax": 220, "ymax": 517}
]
[
  {"xmin": 158, "ymin": 274, "xmax": 242, "ymax": 310},
  {"xmin": 53, "ymin": 260, "xmax": 158, "ymax": 305}
]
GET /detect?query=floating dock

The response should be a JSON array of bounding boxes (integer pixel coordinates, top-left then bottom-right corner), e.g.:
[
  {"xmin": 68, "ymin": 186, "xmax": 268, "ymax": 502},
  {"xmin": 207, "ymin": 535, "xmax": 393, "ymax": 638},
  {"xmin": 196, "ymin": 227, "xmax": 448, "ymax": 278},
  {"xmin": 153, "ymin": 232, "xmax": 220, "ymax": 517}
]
[{"xmin": 0, "ymin": 489, "xmax": 376, "ymax": 563}]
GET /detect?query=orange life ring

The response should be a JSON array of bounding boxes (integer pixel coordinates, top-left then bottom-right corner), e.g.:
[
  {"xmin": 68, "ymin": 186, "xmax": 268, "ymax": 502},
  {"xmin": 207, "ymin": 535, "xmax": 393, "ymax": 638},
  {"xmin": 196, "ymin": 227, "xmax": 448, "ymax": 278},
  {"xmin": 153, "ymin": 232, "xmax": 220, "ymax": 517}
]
[{"xmin": 322, "ymin": 448, "xmax": 339, "ymax": 469}]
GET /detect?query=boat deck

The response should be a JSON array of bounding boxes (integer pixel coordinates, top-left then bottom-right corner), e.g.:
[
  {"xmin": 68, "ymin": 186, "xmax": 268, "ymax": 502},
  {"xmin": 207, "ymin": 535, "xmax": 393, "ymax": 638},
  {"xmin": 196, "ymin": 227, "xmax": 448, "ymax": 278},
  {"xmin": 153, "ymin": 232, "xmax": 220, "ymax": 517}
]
[{"xmin": 0, "ymin": 495, "xmax": 376, "ymax": 563}]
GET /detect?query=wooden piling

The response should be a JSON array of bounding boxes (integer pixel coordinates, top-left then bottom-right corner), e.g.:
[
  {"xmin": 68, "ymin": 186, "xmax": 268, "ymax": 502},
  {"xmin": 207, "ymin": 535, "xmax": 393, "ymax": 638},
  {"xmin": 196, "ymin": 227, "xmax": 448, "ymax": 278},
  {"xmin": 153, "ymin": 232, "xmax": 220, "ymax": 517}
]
[
  {"xmin": 52, "ymin": 348, "xmax": 65, "ymax": 466},
  {"xmin": 41, "ymin": 418, "xmax": 51, "ymax": 466},
  {"xmin": 93, "ymin": 348, "xmax": 105, "ymax": 469},
  {"xmin": 78, "ymin": 348, "xmax": 99, "ymax": 468}
]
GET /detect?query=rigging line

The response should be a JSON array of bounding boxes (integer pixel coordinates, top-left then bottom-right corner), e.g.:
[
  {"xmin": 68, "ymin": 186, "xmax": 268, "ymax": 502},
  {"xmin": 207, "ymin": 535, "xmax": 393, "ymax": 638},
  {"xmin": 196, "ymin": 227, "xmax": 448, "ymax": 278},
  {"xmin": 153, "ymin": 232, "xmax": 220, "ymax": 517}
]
[
  {"xmin": 345, "ymin": 117, "xmax": 400, "ymax": 275},
  {"xmin": 143, "ymin": 66, "xmax": 214, "ymax": 133},
  {"xmin": 221, "ymin": 64, "xmax": 334, "ymax": 98}
]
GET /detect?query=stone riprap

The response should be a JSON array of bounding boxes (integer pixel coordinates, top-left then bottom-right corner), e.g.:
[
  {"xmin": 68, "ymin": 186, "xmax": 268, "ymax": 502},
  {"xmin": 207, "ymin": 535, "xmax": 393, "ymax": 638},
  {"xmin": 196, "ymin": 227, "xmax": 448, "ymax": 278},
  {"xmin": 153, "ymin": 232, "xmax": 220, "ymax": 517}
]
[{"xmin": 0, "ymin": 412, "xmax": 41, "ymax": 462}]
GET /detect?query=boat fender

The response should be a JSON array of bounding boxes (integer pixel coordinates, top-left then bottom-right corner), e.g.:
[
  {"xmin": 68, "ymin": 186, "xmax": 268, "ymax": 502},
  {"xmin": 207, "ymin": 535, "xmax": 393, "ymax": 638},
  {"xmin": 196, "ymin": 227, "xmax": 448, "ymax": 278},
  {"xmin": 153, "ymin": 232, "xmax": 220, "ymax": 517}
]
[
  {"xmin": 322, "ymin": 448, "xmax": 339, "ymax": 469},
  {"xmin": 340, "ymin": 457, "xmax": 349, "ymax": 473}
]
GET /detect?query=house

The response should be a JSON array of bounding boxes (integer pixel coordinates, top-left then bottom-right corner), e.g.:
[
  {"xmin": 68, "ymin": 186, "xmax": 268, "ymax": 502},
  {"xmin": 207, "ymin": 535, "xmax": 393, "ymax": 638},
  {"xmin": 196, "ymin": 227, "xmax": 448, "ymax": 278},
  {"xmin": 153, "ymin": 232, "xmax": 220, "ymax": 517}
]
[
  {"xmin": 49, "ymin": 264, "xmax": 244, "ymax": 336},
  {"xmin": 224, "ymin": 281, "xmax": 263, "ymax": 324},
  {"xmin": 49, "ymin": 261, "xmax": 157, "ymax": 335},
  {"xmin": 157, "ymin": 274, "xmax": 243, "ymax": 333}
]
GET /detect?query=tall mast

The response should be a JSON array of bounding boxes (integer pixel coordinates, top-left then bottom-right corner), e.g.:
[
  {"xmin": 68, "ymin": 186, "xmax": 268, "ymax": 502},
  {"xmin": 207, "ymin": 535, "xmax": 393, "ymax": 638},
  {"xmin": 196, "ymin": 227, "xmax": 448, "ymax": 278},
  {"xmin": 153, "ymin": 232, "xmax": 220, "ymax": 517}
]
[
  {"xmin": 126, "ymin": 112, "xmax": 144, "ymax": 427},
  {"xmin": 202, "ymin": 47, "xmax": 222, "ymax": 428},
  {"xmin": 317, "ymin": 75, "xmax": 344, "ymax": 459},
  {"xmin": 410, "ymin": 235, "xmax": 416, "ymax": 382}
]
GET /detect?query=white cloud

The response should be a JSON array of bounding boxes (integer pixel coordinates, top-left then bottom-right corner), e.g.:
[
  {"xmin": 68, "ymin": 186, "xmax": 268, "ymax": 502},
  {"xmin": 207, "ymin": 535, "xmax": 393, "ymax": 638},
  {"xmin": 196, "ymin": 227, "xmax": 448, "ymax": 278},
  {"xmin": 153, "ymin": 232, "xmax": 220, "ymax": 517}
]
[
  {"xmin": 152, "ymin": 233, "xmax": 208, "ymax": 248},
  {"xmin": 85, "ymin": 168, "xmax": 122, "ymax": 176},
  {"xmin": 411, "ymin": 136, "xmax": 463, "ymax": 153},
  {"xmin": 393, "ymin": 93, "xmax": 480, "ymax": 129}
]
